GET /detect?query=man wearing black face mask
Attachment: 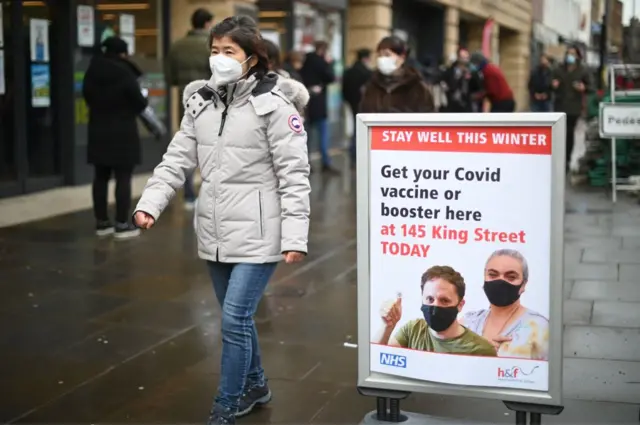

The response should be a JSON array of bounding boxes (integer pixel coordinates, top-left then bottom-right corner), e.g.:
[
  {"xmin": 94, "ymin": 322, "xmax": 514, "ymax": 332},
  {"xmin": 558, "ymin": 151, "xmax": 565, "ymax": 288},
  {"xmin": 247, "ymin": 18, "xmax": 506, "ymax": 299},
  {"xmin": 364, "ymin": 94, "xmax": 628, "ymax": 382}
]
[
  {"xmin": 461, "ymin": 249, "xmax": 549, "ymax": 360},
  {"xmin": 374, "ymin": 266, "xmax": 496, "ymax": 356}
]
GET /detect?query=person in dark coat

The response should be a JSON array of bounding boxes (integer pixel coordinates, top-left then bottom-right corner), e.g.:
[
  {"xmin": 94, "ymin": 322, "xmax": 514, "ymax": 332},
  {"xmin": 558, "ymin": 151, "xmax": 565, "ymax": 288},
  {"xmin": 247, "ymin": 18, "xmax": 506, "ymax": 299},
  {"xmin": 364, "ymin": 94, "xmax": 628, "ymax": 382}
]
[
  {"xmin": 282, "ymin": 51, "xmax": 305, "ymax": 83},
  {"xmin": 359, "ymin": 36, "xmax": 435, "ymax": 114},
  {"xmin": 441, "ymin": 48, "xmax": 475, "ymax": 113},
  {"xmin": 83, "ymin": 36, "xmax": 148, "ymax": 238},
  {"xmin": 528, "ymin": 53, "xmax": 553, "ymax": 112},
  {"xmin": 342, "ymin": 48, "xmax": 373, "ymax": 165},
  {"xmin": 300, "ymin": 41, "xmax": 338, "ymax": 174},
  {"xmin": 551, "ymin": 45, "xmax": 592, "ymax": 171}
]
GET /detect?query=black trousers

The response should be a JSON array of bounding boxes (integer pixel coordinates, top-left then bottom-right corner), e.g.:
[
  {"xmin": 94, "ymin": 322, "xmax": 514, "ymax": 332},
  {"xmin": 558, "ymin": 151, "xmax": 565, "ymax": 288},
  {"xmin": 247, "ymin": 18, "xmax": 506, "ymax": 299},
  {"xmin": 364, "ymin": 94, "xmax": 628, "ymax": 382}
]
[
  {"xmin": 92, "ymin": 165, "xmax": 133, "ymax": 224},
  {"xmin": 566, "ymin": 115, "xmax": 580, "ymax": 169},
  {"xmin": 491, "ymin": 99, "xmax": 516, "ymax": 112}
]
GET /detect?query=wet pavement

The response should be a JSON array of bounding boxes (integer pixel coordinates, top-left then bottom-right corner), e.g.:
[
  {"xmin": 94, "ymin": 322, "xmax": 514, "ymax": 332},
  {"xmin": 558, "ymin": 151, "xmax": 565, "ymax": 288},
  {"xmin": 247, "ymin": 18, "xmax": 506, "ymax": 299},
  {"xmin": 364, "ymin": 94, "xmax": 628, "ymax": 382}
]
[{"xmin": 1, "ymin": 158, "xmax": 639, "ymax": 424}]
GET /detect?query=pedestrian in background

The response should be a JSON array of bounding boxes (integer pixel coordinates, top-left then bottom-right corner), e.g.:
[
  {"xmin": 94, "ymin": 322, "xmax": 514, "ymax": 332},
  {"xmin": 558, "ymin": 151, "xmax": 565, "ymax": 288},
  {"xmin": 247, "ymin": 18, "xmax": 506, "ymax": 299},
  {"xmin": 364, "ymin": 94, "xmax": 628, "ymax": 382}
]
[
  {"xmin": 528, "ymin": 53, "xmax": 553, "ymax": 112},
  {"xmin": 359, "ymin": 36, "xmax": 435, "ymax": 113},
  {"xmin": 165, "ymin": 8, "xmax": 214, "ymax": 211},
  {"xmin": 83, "ymin": 36, "xmax": 147, "ymax": 239},
  {"xmin": 342, "ymin": 48, "xmax": 373, "ymax": 165},
  {"xmin": 282, "ymin": 51, "xmax": 305, "ymax": 83},
  {"xmin": 551, "ymin": 45, "xmax": 592, "ymax": 171},
  {"xmin": 300, "ymin": 41, "xmax": 339, "ymax": 174},
  {"xmin": 469, "ymin": 52, "xmax": 515, "ymax": 112},
  {"xmin": 441, "ymin": 48, "xmax": 474, "ymax": 113},
  {"xmin": 133, "ymin": 16, "xmax": 311, "ymax": 425}
]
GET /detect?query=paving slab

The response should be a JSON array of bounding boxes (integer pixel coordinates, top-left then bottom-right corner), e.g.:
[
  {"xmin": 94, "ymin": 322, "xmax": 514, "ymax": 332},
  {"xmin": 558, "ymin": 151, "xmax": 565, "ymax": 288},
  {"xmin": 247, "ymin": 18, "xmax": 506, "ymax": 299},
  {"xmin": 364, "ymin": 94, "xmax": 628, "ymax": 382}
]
[
  {"xmin": 619, "ymin": 264, "xmax": 640, "ymax": 282},
  {"xmin": 571, "ymin": 280, "xmax": 640, "ymax": 302},
  {"xmin": 592, "ymin": 301, "xmax": 640, "ymax": 328},
  {"xmin": 564, "ymin": 235, "xmax": 622, "ymax": 249},
  {"xmin": 563, "ymin": 358, "xmax": 640, "ymax": 404},
  {"xmin": 563, "ymin": 300, "xmax": 593, "ymax": 325},
  {"xmin": 564, "ymin": 326, "xmax": 640, "ymax": 362},
  {"xmin": 582, "ymin": 248, "xmax": 640, "ymax": 264},
  {"xmin": 622, "ymin": 236, "xmax": 640, "ymax": 249},
  {"xmin": 564, "ymin": 263, "xmax": 618, "ymax": 280}
]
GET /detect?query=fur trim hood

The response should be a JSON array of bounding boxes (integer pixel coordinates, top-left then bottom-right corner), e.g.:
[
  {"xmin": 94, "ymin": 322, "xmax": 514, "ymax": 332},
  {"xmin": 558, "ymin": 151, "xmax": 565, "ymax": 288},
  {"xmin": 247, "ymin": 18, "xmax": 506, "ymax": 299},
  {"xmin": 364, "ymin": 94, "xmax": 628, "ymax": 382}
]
[{"xmin": 182, "ymin": 74, "xmax": 309, "ymax": 114}]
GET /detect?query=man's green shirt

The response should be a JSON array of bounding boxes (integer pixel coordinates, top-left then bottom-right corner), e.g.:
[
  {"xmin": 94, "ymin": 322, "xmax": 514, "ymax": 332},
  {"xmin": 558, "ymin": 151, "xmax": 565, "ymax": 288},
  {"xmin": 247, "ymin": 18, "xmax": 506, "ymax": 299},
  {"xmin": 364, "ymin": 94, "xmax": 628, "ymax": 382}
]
[{"xmin": 394, "ymin": 319, "xmax": 497, "ymax": 356}]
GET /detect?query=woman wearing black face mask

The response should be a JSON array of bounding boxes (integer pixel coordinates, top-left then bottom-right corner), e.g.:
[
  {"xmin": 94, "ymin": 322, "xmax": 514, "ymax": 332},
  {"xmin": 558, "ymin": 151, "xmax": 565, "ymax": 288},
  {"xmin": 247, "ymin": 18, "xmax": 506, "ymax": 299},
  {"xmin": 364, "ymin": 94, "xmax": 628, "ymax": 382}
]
[
  {"xmin": 373, "ymin": 266, "xmax": 496, "ymax": 356},
  {"xmin": 461, "ymin": 249, "xmax": 549, "ymax": 360}
]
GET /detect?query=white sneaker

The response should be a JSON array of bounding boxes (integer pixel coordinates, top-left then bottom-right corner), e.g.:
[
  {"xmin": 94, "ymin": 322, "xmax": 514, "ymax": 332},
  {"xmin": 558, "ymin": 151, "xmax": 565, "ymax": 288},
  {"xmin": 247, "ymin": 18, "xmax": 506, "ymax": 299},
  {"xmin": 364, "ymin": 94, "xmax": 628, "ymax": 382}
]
[{"xmin": 184, "ymin": 200, "xmax": 196, "ymax": 211}]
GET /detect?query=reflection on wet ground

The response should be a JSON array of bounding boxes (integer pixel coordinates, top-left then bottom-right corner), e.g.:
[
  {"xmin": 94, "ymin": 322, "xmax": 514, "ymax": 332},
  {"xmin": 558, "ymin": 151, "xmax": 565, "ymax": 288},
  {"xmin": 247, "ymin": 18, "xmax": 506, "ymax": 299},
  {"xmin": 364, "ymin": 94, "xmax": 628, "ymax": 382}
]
[{"xmin": 1, "ymin": 161, "xmax": 639, "ymax": 423}]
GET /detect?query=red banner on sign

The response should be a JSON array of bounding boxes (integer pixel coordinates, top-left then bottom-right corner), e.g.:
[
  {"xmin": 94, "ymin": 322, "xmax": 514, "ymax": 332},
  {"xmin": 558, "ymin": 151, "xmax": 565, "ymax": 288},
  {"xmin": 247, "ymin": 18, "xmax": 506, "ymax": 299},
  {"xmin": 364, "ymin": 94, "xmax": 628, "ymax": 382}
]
[{"xmin": 370, "ymin": 126, "xmax": 553, "ymax": 155}]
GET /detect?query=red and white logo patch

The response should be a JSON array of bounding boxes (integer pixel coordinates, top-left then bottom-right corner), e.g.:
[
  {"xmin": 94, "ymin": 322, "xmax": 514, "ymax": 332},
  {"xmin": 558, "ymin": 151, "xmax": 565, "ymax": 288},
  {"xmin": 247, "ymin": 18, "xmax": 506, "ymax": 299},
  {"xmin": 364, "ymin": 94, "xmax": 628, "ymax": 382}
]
[{"xmin": 288, "ymin": 114, "xmax": 303, "ymax": 133}]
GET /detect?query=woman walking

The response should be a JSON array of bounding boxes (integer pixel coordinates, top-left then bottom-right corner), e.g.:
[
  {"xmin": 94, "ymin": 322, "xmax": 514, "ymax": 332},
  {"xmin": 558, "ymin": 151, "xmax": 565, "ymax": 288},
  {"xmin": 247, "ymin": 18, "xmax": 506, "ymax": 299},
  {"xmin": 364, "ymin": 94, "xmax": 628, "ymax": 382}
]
[
  {"xmin": 133, "ymin": 16, "xmax": 311, "ymax": 425},
  {"xmin": 359, "ymin": 36, "xmax": 435, "ymax": 113},
  {"xmin": 83, "ymin": 36, "xmax": 148, "ymax": 238}
]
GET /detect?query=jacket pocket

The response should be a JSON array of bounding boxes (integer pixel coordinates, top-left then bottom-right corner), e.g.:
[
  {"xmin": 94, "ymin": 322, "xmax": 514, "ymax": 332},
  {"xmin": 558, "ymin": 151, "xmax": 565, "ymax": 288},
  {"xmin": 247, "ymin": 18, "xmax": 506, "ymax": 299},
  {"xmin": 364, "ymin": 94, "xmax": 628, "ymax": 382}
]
[{"xmin": 258, "ymin": 190, "xmax": 265, "ymax": 238}]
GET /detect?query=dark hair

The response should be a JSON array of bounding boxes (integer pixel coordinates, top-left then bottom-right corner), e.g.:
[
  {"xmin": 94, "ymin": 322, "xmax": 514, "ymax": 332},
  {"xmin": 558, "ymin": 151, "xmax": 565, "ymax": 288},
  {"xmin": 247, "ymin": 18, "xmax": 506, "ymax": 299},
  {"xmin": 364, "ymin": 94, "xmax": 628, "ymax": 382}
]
[
  {"xmin": 208, "ymin": 16, "xmax": 269, "ymax": 79},
  {"xmin": 191, "ymin": 8, "xmax": 214, "ymax": 30},
  {"xmin": 102, "ymin": 36, "xmax": 128, "ymax": 56},
  {"xmin": 263, "ymin": 39, "xmax": 281, "ymax": 70},
  {"xmin": 315, "ymin": 40, "xmax": 329, "ymax": 53},
  {"xmin": 376, "ymin": 36, "xmax": 407, "ymax": 56},
  {"xmin": 356, "ymin": 48, "xmax": 371, "ymax": 61},
  {"xmin": 421, "ymin": 265, "xmax": 466, "ymax": 301}
]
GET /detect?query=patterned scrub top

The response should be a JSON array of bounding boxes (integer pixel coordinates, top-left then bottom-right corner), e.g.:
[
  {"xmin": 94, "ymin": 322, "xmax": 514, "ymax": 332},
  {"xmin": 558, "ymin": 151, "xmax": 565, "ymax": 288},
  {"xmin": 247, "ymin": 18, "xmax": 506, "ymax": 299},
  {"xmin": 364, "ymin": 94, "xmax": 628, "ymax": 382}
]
[{"xmin": 461, "ymin": 308, "xmax": 549, "ymax": 360}]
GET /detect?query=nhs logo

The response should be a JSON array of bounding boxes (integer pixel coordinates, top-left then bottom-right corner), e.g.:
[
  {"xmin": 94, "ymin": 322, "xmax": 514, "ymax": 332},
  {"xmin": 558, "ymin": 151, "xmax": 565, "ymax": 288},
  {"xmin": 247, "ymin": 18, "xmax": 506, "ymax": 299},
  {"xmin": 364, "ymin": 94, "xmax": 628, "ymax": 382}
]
[{"xmin": 380, "ymin": 352, "xmax": 407, "ymax": 368}]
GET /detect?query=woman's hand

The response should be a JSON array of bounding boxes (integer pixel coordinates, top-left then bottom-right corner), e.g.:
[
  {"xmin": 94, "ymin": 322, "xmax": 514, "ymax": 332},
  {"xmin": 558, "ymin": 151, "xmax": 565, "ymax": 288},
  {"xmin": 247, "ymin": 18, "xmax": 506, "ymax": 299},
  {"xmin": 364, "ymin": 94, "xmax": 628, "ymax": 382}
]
[
  {"xmin": 283, "ymin": 251, "xmax": 305, "ymax": 264},
  {"xmin": 134, "ymin": 211, "xmax": 155, "ymax": 229}
]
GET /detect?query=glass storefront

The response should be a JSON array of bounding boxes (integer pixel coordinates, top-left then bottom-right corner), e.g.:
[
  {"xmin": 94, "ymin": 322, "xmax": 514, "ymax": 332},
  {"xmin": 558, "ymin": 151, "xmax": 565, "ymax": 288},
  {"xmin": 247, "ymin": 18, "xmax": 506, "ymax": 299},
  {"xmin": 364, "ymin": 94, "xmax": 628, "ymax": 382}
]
[
  {"xmin": 0, "ymin": 0, "xmax": 169, "ymax": 198},
  {"xmin": 257, "ymin": 0, "xmax": 345, "ymax": 151}
]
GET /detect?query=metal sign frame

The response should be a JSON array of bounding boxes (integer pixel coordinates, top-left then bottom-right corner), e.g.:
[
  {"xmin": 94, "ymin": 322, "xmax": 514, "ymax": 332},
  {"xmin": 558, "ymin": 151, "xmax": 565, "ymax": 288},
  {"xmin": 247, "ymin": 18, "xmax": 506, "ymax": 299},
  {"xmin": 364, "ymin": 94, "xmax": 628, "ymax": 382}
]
[
  {"xmin": 356, "ymin": 113, "xmax": 566, "ymax": 406},
  {"xmin": 599, "ymin": 102, "xmax": 640, "ymax": 139}
]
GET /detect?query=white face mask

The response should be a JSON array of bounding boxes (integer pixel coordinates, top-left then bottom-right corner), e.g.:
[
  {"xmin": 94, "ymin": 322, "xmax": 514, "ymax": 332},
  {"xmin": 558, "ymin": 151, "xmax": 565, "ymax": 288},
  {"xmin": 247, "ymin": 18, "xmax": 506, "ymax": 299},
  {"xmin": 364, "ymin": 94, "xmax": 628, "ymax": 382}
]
[
  {"xmin": 209, "ymin": 54, "xmax": 251, "ymax": 87},
  {"xmin": 377, "ymin": 56, "xmax": 398, "ymax": 76}
]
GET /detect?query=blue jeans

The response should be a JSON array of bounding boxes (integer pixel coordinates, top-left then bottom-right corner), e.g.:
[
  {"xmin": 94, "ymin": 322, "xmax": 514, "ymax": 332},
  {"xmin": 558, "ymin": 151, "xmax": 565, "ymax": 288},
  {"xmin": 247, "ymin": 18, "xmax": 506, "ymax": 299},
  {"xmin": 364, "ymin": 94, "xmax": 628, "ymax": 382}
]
[
  {"xmin": 531, "ymin": 100, "xmax": 552, "ymax": 112},
  {"xmin": 207, "ymin": 261, "xmax": 278, "ymax": 411},
  {"xmin": 184, "ymin": 172, "xmax": 196, "ymax": 202},
  {"xmin": 308, "ymin": 118, "xmax": 331, "ymax": 166}
]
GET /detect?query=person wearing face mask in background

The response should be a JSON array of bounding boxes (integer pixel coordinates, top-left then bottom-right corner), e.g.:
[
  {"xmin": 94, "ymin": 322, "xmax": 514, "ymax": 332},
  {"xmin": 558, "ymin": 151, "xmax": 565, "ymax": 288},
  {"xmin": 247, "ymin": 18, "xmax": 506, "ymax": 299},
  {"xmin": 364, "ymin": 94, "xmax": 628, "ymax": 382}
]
[
  {"xmin": 300, "ymin": 41, "xmax": 339, "ymax": 174},
  {"xmin": 373, "ymin": 266, "xmax": 496, "ymax": 356},
  {"xmin": 441, "ymin": 48, "xmax": 475, "ymax": 113},
  {"xmin": 133, "ymin": 16, "xmax": 311, "ymax": 425},
  {"xmin": 359, "ymin": 36, "xmax": 435, "ymax": 114},
  {"xmin": 461, "ymin": 249, "xmax": 549, "ymax": 361},
  {"xmin": 528, "ymin": 53, "xmax": 553, "ymax": 112},
  {"xmin": 551, "ymin": 46, "xmax": 592, "ymax": 172},
  {"xmin": 342, "ymin": 48, "xmax": 373, "ymax": 166}
]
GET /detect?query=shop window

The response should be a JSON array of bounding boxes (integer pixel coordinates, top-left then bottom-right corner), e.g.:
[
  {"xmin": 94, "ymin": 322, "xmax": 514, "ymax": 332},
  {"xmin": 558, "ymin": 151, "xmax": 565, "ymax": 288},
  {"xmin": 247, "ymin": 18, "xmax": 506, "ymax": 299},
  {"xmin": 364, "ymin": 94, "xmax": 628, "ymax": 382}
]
[{"xmin": 73, "ymin": 0, "xmax": 167, "ymax": 148}]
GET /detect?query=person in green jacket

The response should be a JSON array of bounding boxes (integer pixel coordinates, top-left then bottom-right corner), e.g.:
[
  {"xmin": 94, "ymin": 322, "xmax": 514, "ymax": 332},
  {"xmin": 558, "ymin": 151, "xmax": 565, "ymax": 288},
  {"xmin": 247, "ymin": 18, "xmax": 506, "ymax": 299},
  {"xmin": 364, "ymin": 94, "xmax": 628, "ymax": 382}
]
[
  {"xmin": 374, "ymin": 265, "xmax": 497, "ymax": 357},
  {"xmin": 165, "ymin": 8, "xmax": 214, "ymax": 209},
  {"xmin": 551, "ymin": 45, "xmax": 593, "ymax": 172}
]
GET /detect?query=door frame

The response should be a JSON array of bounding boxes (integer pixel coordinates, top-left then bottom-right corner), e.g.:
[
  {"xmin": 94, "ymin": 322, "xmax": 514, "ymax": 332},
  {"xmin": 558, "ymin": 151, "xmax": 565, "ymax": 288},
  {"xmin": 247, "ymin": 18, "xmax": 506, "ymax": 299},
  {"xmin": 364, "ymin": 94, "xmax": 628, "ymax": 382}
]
[{"xmin": 0, "ymin": 0, "xmax": 69, "ymax": 199}]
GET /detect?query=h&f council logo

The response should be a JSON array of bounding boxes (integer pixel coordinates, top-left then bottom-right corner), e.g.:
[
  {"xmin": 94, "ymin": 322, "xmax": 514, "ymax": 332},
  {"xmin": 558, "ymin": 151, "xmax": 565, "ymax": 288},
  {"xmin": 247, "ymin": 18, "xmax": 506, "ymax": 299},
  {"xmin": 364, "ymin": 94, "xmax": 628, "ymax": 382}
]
[{"xmin": 497, "ymin": 366, "xmax": 539, "ymax": 383}]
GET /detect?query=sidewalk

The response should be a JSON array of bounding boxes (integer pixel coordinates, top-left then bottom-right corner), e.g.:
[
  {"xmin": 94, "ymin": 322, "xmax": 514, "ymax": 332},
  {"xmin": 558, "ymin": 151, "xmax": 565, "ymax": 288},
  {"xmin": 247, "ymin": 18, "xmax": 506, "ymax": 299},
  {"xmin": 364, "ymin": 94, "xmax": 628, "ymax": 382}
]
[{"xmin": 0, "ymin": 160, "xmax": 638, "ymax": 423}]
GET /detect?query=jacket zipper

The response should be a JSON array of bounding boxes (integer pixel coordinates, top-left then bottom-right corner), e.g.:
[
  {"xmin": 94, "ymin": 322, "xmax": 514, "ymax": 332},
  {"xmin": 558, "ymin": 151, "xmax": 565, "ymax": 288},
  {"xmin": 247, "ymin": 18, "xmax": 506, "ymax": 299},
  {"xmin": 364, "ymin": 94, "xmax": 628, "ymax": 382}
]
[
  {"xmin": 218, "ymin": 84, "xmax": 237, "ymax": 136},
  {"xmin": 258, "ymin": 190, "xmax": 264, "ymax": 238},
  {"xmin": 213, "ymin": 85, "xmax": 237, "ymax": 249}
]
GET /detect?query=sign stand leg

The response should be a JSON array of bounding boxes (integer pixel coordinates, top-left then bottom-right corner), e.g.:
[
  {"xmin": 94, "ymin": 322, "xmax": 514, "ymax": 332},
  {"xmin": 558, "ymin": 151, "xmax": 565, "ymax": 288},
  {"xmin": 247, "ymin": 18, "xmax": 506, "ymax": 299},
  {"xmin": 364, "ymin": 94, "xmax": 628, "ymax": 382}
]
[
  {"xmin": 503, "ymin": 401, "xmax": 564, "ymax": 425},
  {"xmin": 358, "ymin": 386, "xmax": 410, "ymax": 422}
]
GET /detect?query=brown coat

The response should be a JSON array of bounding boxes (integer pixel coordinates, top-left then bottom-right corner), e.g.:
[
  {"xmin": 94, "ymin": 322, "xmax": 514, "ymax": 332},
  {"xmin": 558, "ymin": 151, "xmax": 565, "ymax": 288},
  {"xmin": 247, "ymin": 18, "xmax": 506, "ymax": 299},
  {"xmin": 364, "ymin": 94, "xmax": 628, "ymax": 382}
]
[{"xmin": 359, "ymin": 66, "xmax": 435, "ymax": 113}]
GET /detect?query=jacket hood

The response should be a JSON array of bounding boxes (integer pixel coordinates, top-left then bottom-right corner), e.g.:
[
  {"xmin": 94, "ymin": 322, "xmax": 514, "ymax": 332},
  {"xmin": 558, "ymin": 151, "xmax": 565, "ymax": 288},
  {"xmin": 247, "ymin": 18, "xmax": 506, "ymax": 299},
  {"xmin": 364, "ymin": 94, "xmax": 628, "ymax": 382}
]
[
  {"xmin": 183, "ymin": 74, "xmax": 310, "ymax": 114},
  {"xmin": 85, "ymin": 54, "xmax": 142, "ymax": 84}
]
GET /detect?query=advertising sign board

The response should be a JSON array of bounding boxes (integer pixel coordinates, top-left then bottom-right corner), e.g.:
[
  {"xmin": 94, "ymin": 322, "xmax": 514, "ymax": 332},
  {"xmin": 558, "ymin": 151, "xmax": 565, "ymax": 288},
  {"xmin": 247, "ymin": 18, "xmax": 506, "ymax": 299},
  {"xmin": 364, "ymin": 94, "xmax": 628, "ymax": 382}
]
[
  {"xmin": 356, "ymin": 113, "xmax": 565, "ymax": 406},
  {"xmin": 599, "ymin": 103, "xmax": 640, "ymax": 139}
]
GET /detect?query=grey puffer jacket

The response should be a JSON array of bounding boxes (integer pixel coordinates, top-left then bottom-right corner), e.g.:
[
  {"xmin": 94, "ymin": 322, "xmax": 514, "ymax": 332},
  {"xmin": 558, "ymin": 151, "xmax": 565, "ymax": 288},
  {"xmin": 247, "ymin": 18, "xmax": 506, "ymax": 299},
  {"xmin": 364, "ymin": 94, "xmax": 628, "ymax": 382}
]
[{"xmin": 135, "ymin": 73, "xmax": 311, "ymax": 263}]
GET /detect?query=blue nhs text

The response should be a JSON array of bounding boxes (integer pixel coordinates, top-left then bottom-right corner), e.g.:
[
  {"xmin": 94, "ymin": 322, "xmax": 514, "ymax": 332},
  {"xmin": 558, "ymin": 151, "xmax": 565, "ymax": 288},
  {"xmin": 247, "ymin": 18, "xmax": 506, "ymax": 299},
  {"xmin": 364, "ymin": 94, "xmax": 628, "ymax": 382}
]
[{"xmin": 380, "ymin": 352, "xmax": 407, "ymax": 368}]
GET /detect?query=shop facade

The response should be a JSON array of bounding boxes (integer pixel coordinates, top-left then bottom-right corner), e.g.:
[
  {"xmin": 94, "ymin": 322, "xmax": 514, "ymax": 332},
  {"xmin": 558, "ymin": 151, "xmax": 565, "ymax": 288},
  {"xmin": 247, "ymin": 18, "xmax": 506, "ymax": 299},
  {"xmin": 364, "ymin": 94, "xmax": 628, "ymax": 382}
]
[
  {"xmin": 257, "ymin": 0, "xmax": 347, "ymax": 148},
  {"xmin": 0, "ymin": 0, "xmax": 170, "ymax": 199}
]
